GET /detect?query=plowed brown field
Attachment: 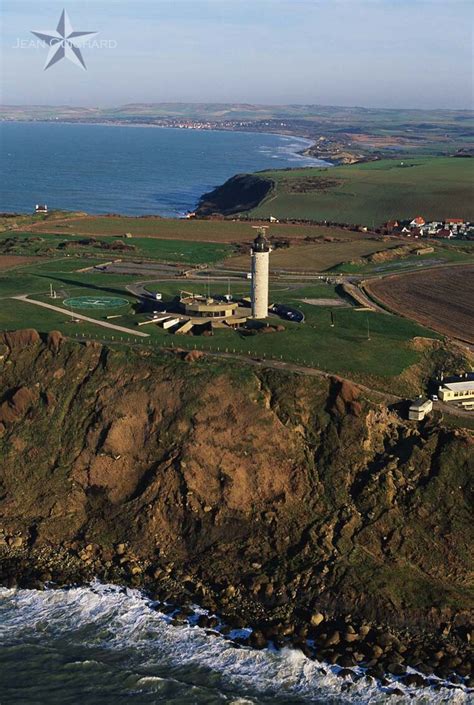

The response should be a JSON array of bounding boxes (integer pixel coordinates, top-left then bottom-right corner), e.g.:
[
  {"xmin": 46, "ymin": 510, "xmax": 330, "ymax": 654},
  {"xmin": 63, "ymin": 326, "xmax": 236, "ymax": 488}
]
[
  {"xmin": 0, "ymin": 255, "xmax": 41, "ymax": 270},
  {"xmin": 366, "ymin": 265, "xmax": 474, "ymax": 344}
]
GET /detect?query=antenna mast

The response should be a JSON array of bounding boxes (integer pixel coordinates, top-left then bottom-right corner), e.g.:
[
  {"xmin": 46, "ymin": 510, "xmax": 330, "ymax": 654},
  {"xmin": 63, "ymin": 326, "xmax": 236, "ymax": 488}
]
[{"xmin": 251, "ymin": 225, "xmax": 269, "ymax": 237}]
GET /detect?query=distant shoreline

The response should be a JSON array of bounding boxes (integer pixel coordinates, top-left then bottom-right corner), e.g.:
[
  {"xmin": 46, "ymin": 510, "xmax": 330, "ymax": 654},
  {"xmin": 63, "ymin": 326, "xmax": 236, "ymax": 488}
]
[
  {"xmin": 0, "ymin": 118, "xmax": 329, "ymax": 168},
  {"xmin": 0, "ymin": 117, "xmax": 322, "ymax": 155},
  {"xmin": 2, "ymin": 102, "xmax": 471, "ymax": 167}
]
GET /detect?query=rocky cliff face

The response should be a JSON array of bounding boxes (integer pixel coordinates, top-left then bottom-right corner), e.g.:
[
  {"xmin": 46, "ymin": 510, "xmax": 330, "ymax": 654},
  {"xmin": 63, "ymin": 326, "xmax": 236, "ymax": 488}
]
[
  {"xmin": 195, "ymin": 173, "xmax": 273, "ymax": 216},
  {"xmin": 0, "ymin": 331, "xmax": 472, "ymax": 677}
]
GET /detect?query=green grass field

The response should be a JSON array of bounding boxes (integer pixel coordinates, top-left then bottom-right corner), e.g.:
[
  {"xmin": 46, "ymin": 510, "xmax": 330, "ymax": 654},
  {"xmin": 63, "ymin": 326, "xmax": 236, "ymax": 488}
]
[
  {"xmin": 0, "ymin": 298, "xmax": 131, "ymax": 341},
  {"xmin": 0, "ymin": 210, "xmax": 83, "ymax": 232},
  {"xmin": 0, "ymin": 258, "xmax": 140, "ymax": 299},
  {"xmin": 28, "ymin": 215, "xmax": 366, "ymax": 244},
  {"xmin": 142, "ymin": 308, "xmax": 429, "ymax": 379},
  {"xmin": 144, "ymin": 280, "xmax": 338, "ymax": 301},
  {"xmin": 0, "ymin": 249, "xmax": 464, "ymax": 398},
  {"xmin": 0, "ymin": 257, "xmax": 437, "ymax": 391},
  {"xmin": 250, "ymin": 157, "xmax": 474, "ymax": 225},
  {"xmin": 0, "ymin": 231, "xmax": 232, "ymax": 265}
]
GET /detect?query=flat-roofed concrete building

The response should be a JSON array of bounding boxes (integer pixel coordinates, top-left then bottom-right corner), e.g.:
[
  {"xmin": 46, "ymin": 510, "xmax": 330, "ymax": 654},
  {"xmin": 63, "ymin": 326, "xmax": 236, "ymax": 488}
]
[
  {"xmin": 161, "ymin": 317, "xmax": 181, "ymax": 330},
  {"xmin": 438, "ymin": 379, "xmax": 474, "ymax": 402},
  {"xmin": 409, "ymin": 398, "xmax": 433, "ymax": 421},
  {"xmin": 180, "ymin": 295, "xmax": 238, "ymax": 319}
]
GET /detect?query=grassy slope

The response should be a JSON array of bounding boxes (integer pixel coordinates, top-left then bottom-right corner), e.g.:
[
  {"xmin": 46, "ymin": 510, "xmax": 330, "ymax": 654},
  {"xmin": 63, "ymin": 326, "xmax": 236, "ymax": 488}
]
[
  {"xmin": 225, "ymin": 239, "xmax": 405, "ymax": 272},
  {"xmin": 331, "ymin": 241, "xmax": 474, "ymax": 274},
  {"xmin": 250, "ymin": 157, "xmax": 474, "ymax": 225}
]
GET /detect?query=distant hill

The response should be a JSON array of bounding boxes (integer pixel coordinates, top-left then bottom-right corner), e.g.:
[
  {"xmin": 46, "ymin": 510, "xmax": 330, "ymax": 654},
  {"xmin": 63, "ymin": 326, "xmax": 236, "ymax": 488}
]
[{"xmin": 1, "ymin": 101, "xmax": 473, "ymax": 126}]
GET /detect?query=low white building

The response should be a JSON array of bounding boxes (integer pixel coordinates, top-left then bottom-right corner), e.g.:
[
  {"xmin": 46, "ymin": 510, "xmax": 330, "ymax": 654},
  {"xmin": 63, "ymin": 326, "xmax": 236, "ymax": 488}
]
[{"xmin": 438, "ymin": 379, "xmax": 474, "ymax": 402}]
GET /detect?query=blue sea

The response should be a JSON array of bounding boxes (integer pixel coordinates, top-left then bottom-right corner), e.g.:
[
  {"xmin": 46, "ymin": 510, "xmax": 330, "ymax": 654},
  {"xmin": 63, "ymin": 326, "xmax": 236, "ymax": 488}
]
[{"xmin": 0, "ymin": 122, "xmax": 326, "ymax": 217}]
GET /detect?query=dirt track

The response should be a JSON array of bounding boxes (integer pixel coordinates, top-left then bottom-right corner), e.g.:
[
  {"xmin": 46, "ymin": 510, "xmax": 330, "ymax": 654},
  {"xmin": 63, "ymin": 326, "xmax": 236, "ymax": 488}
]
[{"xmin": 366, "ymin": 264, "xmax": 474, "ymax": 344}]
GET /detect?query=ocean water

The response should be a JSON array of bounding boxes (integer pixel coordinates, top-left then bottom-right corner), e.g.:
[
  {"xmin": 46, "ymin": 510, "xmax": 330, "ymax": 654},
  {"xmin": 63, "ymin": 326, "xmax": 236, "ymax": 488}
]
[
  {"xmin": 0, "ymin": 583, "xmax": 469, "ymax": 705},
  {"xmin": 0, "ymin": 122, "xmax": 326, "ymax": 217}
]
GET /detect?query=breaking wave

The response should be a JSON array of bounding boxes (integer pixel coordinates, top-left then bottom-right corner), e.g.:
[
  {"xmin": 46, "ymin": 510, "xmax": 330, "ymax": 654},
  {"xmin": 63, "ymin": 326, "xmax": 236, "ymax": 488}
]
[{"xmin": 0, "ymin": 582, "xmax": 469, "ymax": 704}]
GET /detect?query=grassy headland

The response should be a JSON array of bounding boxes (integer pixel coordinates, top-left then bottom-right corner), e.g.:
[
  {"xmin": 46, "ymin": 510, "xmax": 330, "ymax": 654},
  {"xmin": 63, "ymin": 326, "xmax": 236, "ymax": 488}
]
[
  {"xmin": 197, "ymin": 157, "xmax": 474, "ymax": 226},
  {"xmin": 1, "ymin": 254, "xmax": 472, "ymax": 399}
]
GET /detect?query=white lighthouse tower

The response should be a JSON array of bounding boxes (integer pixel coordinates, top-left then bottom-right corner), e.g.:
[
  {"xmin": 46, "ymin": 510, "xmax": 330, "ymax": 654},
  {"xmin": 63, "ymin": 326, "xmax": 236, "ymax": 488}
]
[{"xmin": 250, "ymin": 226, "xmax": 271, "ymax": 319}]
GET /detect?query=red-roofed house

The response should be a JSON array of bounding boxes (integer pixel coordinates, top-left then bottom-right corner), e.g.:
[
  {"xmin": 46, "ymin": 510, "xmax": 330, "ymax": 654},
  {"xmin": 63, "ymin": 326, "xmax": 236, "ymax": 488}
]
[
  {"xmin": 446, "ymin": 218, "xmax": 464, "ymax": 225},
  {"xmin": 435, "ymin": 228, "xmax": 454, "ymax": 239},
  {"xmin": 410, "ymin": 216, "xmax": 425, "ymax": 227}
]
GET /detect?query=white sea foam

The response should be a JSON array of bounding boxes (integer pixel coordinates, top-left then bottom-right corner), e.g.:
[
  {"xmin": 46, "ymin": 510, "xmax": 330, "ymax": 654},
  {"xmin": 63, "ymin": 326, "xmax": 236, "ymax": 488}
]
[
  {"xmin": 0, "ymin": 583, "xmax": 470, "ymax": 704},
  {"xmin": 257, "ymin": 137, "xmax": 326, "ymax": 167},
  {"xmin": 66, "ymin": 660, "xmax": 101, "ymax": 667}
]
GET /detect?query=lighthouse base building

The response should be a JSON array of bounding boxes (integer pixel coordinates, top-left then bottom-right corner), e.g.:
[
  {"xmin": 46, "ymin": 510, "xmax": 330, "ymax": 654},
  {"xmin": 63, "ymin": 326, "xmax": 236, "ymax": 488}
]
[{"xmin": 250, "ymin": 229, "xmax": 271, "ymax": 319}]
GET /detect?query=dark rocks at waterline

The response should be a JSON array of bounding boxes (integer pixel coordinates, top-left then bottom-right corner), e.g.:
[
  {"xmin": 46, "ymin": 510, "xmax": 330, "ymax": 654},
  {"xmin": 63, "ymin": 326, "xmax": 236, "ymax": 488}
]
[
  {"xmin": 248, "ymin": 630, "xmax": 268, "ymax": 649},
  {"xmin": 338, "ymin": 668, "xmax": 356, "ymax": 681},
  {"xmin": 0, "ymin": 552, "xmax": 472, "ymax": 691},
  {"xmin": 2, "ymin": 570, "xmax": 473, "ymax": 695},
  {"xmin": 387, "ymin": 662, "xmax": 407, "ymax": 676},
  {"xmin": 385, "ymin": 687, "xmax": 405, "ymax": 697},
  {"xmin": 402, "ymin": 673, "xmax": 428, "ymax": 687}
]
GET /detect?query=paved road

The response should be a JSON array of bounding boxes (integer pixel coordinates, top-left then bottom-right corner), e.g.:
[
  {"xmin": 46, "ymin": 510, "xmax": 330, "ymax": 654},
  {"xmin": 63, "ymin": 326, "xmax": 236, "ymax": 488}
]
[
  {"xmin": 342, "ymin": 281, "xmax": 388, "ymax": 314},
  {"xmin": 12, "ymin": 295, "xmax": 150, "ymax": 337},
  {"xmin": 102, "ymin": 262, "xmax": 183, "ymax": 276},
  {"xmin": 435, "ymin": 399, "xmax": 474, "ymax": 419}
]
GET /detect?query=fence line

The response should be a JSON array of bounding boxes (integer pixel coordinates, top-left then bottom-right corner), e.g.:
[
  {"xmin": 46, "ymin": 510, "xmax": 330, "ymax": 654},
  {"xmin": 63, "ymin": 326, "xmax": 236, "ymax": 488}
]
[{"xmin": 70, "ymin": 330, "xmax": 313, "ymax": 369}]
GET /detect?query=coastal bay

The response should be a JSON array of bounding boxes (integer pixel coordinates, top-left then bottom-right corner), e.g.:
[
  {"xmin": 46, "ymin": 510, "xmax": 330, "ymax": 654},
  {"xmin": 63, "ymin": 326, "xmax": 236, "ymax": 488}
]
[{"xmin": 0, "ymin": 123, "xmax": 326, "ymax": 217}]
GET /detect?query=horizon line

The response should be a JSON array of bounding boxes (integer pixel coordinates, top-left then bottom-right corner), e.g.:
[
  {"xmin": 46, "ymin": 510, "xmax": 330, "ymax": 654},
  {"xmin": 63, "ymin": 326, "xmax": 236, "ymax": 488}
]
[{"xmin": 1, "ymin": 101, "xmax": 473, "ymax": 113}]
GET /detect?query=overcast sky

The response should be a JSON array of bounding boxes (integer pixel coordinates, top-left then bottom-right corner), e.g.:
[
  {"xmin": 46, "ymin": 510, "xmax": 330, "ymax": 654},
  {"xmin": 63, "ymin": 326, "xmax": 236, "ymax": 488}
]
[{"xmin": 1, "ymin": 0, "xmax": 472, "ymax": 109}]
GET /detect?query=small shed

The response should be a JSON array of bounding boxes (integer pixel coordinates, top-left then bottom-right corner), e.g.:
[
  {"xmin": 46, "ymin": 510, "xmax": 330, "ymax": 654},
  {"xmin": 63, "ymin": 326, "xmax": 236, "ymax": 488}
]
[
  {"xmin": 414, "ymin": 246, "xmax": 434, "ymax": 255},
  {"xmin": 408, "ymin": 398, "xmax": 433, "ymax": 421}
]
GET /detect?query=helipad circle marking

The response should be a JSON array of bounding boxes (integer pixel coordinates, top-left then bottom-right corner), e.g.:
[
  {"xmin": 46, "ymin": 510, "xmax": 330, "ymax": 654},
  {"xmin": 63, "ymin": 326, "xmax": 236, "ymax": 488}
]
[{"xmin": 63, "ymin": 296, "xmax": 129, "ymax": 310}]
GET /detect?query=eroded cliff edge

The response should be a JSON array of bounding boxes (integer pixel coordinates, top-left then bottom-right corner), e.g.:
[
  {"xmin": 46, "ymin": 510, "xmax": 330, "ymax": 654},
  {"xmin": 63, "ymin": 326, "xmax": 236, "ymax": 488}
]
[
  {"xmin": 195, "ymin": 173, "xmax": 273, "ymax": 216},
  {"xmin": 0, "ymin": 330, "xmax": 472, "ymax": 682}
]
